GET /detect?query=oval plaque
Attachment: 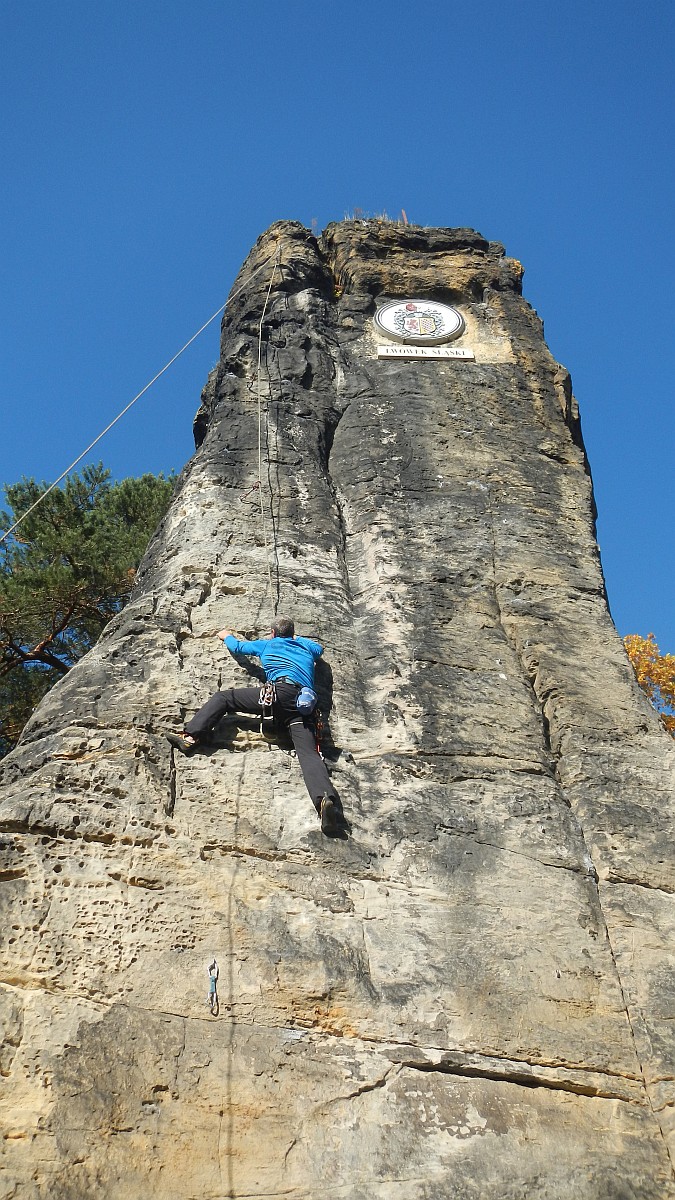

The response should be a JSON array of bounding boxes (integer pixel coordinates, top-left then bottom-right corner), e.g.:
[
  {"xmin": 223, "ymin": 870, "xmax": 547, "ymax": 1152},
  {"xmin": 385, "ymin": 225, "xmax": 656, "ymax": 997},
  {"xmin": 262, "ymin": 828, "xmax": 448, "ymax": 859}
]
[{"xmin": 374, "ymin": 299, "xmax": 465, "ymax": 345}]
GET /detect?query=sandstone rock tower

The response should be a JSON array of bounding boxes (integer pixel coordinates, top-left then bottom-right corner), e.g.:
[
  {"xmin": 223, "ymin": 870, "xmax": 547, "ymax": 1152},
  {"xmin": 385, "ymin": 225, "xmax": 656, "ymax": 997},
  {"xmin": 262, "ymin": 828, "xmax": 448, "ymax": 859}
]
[{"xmin": 2, "ymin": 222, "xmax": 674, "ymax": 1199}]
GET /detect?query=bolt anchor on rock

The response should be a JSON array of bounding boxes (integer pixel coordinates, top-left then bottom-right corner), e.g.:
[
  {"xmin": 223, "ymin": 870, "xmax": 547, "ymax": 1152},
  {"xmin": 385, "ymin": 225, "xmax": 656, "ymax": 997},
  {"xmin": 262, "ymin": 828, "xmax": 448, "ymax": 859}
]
[{"xmin": 207, "ymin": 958, "xmax": 219, "ymax": 1016}]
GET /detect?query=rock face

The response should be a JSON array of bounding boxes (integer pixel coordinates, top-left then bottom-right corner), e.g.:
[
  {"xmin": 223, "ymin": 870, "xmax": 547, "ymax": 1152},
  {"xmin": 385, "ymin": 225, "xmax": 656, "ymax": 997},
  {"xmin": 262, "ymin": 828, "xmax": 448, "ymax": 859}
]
[{"xmin": 1, "ymin": 220, "xmax": 674, "ymax": 1199}]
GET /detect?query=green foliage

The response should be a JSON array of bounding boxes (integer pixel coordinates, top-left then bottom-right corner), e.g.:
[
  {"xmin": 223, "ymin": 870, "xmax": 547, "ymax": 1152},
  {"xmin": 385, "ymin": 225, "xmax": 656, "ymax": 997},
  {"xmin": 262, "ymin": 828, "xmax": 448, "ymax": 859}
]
[
  {"xmin": 0, "ymin": 463, "xmax": 175, "ymax": 757},
  {"xmin": 0, "ymin": 665, "xmax": 62, "ymax": 758}
]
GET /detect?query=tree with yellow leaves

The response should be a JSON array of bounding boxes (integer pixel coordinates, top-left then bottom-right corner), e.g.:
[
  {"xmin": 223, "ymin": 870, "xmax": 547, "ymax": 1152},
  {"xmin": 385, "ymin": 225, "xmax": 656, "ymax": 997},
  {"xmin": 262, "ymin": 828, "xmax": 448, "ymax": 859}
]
[{"xmin": 624, "ymin": 633, "xmax": 675, "ymax": 736}]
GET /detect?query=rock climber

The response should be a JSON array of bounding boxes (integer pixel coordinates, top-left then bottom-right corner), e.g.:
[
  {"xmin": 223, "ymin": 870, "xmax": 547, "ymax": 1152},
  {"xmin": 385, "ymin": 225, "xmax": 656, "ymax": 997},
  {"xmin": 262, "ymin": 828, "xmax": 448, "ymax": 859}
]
[{"xmin": 167, "ymin": 617, "xmax": 343, "ymax": 836}]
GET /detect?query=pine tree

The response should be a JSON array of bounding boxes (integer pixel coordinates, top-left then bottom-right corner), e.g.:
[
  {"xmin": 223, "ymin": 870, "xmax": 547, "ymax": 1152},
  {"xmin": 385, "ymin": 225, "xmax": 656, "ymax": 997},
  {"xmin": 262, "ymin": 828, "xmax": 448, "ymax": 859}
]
[{"xmin": 0, "ymin": 464, "xmax": 174, "ymax": 756}]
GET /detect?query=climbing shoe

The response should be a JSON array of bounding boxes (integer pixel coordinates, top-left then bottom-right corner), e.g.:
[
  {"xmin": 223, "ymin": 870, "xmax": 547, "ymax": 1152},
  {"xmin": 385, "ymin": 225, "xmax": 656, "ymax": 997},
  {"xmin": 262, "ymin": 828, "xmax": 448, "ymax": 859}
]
[
  {"xmin": 166, "ymin": 732, "xmax": 199, "ymax": 755},
  {"xmin": 320, "ymin": 795, "xmax": 341, "ymax": 836}
]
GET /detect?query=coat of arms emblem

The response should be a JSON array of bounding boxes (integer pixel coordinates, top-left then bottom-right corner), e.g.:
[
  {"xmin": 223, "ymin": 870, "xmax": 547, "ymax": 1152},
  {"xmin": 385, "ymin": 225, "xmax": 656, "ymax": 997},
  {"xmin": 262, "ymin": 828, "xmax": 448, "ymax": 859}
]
[
  {"xmin": 395, "ymin": 303, "xmax": 443, "ymax": 339},
  {"xmin": 374, "ymin": 299, "xmax": 464, "ymax": 345}
]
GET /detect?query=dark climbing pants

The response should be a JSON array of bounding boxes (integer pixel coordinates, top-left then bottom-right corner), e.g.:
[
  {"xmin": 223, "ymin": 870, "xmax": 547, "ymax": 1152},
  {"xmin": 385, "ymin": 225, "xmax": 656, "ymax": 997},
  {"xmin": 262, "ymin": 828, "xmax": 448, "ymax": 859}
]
[{"xmin": 184, "ymin": 683, "xmax": 336, "ymax": 812}]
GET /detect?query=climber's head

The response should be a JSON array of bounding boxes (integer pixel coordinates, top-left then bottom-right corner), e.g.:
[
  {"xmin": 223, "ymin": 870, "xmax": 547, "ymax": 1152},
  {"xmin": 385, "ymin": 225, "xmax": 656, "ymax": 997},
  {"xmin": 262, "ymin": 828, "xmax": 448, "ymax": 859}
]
[{"xmin": 271, "ymin": 617, "xmax": 295, "ymax": 639}]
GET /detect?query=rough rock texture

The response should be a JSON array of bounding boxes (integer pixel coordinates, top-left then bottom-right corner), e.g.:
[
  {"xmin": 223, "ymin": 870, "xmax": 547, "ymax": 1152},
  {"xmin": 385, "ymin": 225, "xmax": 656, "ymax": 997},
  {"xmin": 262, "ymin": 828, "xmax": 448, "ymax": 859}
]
[{"xmin": 1, "ymin": 220, "xmax": 674, "ymax": 1199}]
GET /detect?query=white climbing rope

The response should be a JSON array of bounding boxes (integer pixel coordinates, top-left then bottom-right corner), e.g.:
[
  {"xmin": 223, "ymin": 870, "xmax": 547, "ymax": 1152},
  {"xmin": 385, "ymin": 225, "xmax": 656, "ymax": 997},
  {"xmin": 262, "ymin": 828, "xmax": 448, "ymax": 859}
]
[{"xmin": 0, "ymin": 249, "xmax": 283, "ymax": 548}]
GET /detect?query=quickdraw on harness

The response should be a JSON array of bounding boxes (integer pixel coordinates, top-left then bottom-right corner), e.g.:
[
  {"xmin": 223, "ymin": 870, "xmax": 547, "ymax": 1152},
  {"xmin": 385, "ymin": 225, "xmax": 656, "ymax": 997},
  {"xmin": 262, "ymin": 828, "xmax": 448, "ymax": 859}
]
[
  {"xmin": 207, "ymin": 958, "xmax": 219, "ymax": 1016},
  {"xmin": 258, "ymin": 681, "xmax": 276, "ymax": 727},
  {"xmin": 314, "ymin": 709, "xmax": 325, "ymax": 757}
]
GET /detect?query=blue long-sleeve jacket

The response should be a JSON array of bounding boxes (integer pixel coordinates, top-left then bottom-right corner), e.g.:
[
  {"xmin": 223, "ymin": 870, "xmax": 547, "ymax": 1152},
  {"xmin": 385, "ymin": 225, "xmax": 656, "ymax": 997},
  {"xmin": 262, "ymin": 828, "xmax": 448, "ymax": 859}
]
[{"xmin": 223, "ymin": 634, "xmax": 323, "ymax": 690}]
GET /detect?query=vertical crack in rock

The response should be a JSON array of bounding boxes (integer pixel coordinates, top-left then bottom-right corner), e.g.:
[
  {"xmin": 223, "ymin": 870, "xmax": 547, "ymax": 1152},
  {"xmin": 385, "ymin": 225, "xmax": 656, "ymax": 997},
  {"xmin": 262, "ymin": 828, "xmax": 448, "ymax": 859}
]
[
  {"xmin": 486, "ymin": 488, "xmax": 556, "ymax": 774},
  {"xmin": 166, "ymin": 747, "xmax": 177, "ymax": 818},
  {"xmin": 323, "ymin": 404, "xmax": 355, "ymax": 613},
  {"xmin": 597, "ymin": 881, "xmax": 675, "ymax": 1175}
]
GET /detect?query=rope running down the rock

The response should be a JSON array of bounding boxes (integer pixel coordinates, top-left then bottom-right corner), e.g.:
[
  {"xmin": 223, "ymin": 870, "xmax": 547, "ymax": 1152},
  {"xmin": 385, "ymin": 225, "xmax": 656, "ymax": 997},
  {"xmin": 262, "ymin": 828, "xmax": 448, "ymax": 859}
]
[{"xmin": 0, "ymin": 249, "xmax": 283, "ymax": 548}]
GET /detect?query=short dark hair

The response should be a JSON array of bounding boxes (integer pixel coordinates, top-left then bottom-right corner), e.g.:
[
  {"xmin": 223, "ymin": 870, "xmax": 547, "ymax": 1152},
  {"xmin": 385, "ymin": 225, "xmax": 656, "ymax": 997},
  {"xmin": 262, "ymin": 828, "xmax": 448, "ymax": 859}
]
[{"xmin": 272, "ymin": 617, "xmax": 294, "ymax": 638}]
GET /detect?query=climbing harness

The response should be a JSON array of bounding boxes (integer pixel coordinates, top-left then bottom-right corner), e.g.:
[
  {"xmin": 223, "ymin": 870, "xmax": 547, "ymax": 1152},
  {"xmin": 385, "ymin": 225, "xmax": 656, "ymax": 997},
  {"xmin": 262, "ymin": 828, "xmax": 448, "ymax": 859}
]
[
  {"xmin": 288, "ymin": 707, "xmax": 326, "ymax": 760},
  {"xmin": 207, "ymin": 958, "xmax": 219, "ymax": 1016},
  {"xmin": 256, "ymin": 680, "xmax": 324, "ymax": 758},
  {"xmin": 0, "ymin": 246, "xmax": 285, "ymax": 549}
]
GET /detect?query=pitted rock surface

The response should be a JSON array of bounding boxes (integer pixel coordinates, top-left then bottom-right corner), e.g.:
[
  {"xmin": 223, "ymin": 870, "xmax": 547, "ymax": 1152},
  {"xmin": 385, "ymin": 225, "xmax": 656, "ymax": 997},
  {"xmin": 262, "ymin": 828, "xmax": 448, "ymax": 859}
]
[{"xmin": 1, "ymin": 220, "xmax": 674, "ymax": 1198}]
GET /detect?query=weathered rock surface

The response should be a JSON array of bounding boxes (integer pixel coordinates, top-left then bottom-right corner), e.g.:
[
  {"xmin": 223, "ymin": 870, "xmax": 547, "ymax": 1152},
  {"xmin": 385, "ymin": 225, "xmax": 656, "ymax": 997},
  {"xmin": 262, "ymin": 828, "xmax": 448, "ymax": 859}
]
[{"xmin": 1, "ymin": 220, "xmax": 674, "ymax": 1198}]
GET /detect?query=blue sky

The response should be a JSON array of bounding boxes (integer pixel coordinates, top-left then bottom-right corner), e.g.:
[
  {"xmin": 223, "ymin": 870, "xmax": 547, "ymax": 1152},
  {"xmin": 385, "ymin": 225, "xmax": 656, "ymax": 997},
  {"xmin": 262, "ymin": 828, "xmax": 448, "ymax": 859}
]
[{"xmin": 1, "ymin": 1, "xmax": 673, "ymax": 649}]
